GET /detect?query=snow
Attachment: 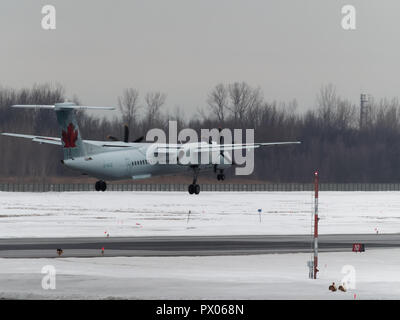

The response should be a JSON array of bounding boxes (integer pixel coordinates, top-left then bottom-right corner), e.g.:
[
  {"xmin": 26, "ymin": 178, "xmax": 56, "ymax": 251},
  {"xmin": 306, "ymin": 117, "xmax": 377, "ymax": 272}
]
[
  {"xmin": 0, "ymin": 191, "xmax": 399, "ymax": 238},
  {"xmin": 0, "ymin": 249, "xmax": 399, "ymax": 299},
  {"xmin": 1, "ymin": 191, "xmax": 399, "ymax": 299}
]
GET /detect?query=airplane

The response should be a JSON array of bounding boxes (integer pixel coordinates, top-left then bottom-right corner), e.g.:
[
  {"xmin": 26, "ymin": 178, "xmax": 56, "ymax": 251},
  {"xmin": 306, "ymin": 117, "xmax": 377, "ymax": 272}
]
[{"xmin": 1, "ymin": 103, "xmax": 301, "ymax": 194}]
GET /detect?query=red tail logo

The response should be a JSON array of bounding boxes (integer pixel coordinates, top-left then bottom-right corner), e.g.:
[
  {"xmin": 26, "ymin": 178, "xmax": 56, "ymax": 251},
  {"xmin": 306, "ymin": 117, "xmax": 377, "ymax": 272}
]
[{"xmin": 62, "ymin": 123, "xmax": 78, "ymax": 148}]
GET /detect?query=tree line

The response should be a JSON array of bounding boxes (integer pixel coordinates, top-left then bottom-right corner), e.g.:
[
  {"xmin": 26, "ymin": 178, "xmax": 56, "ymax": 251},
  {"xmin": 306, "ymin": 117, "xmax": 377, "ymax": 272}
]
[{"xmin": 1, "ymin": 83, "xmax": 400, "ymax": 183}]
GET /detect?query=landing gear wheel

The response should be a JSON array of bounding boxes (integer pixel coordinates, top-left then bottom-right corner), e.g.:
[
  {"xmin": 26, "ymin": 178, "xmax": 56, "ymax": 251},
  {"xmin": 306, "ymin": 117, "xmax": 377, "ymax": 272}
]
[
  {"xmin": 188, "ymin": 184, "xmax": 200, "ymax": 195},
  {"xmin": 188, "ymin": 184, "xmax": 195, "ymax": 194},
  {"xmin": 189, "ymin": 166, "xmax": 201, "ymax": 195},
  {"xmin": 95, "ymin": 180, "xmax": 107, "ymax": 192},
  {"xmin": 217, "ymin": 173, "xmax": 225, "ymax": 181},
  {"xmin": 100, "ymin": 181, "xmax": 107, "ymax": 192}
]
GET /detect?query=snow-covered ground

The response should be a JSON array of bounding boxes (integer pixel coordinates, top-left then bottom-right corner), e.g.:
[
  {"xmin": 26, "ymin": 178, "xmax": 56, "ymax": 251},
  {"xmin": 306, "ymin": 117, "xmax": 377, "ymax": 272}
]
[
  {"xmin": 0, "ymin": 249, "xmax": 399, "ymax": 299},
  {"xmin": 0, "ymin": 191, "xmax": 400, "ymax": 238},
  {"xmin": 1, "ymin": 191, "xmax": 399, "ymax": 300}
]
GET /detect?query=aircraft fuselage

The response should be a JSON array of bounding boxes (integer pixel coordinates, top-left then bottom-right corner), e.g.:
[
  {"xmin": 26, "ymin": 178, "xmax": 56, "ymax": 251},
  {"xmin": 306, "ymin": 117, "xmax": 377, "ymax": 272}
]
[{"xmin": 63, "ymin": 145, "xmax": 219, "ymax": 181}]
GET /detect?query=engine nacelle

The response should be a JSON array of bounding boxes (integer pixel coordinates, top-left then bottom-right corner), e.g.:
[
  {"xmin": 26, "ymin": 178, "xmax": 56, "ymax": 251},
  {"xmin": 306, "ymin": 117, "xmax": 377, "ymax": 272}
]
[
  {"xmin": 177, "ymin": 143, "xmax": 202, "ymax": 165},
  {"xmin": 177, "ymin": 142, "xmax": 232, "ymax": 166}
]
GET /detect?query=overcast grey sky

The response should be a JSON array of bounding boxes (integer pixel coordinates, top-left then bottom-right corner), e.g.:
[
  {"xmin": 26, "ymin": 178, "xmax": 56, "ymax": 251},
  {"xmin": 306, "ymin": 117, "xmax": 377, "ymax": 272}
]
[{"xmin": 0, "ymin": 1, "xmax": 399, "ymax": 118}]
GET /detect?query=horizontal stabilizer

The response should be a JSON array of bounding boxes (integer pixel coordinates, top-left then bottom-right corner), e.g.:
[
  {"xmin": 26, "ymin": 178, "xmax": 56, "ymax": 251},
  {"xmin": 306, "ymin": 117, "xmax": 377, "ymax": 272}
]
[
  {"xmin": 1, "ymin": 133, "xmax": 139, "ymax": 148},
  {"xmin": 11, "ymin": 104, "xmax": 115, "ymax": 110},
  {"xmin": 1, "ymin": 133, "xmax": 61, "ymax": 145},
  {"xmin": 12, "ymin": 105, "xmax": 55, "ymax": 109}
]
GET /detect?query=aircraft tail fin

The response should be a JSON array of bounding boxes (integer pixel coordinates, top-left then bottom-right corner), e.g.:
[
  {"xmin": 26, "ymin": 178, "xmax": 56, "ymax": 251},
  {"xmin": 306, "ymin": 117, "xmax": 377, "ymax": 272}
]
[{"xmin": 12, "ymin": 103, "xmax": 115, "ymax": 160}]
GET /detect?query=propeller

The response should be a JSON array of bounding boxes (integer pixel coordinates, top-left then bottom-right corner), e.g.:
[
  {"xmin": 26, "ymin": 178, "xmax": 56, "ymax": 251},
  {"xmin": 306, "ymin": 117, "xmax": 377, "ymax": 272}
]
[
  {"xmin": 107, "ymin": 124, "xmax": 144, "ymax": 143},
  {"xmin": 218, "ymin": 127, "xmax": 235, "ymax": 165},
  {"xmin": 133, "ymin": 136, "xmax": 144, "ymax": 143},
  {"xmin": 123, "ymin": 124, "xmax": 129, "ymax": 143},
  {"xmin": 219, "ymin": 127, "xmax": 223, "ymax": 155},
  {"xmin": 212, "ymin": 127, "xmax": 236, "ymax": 173},
  {"xmin": 107, "ymin": 135, "xmax": 119, "ymax": 141}
]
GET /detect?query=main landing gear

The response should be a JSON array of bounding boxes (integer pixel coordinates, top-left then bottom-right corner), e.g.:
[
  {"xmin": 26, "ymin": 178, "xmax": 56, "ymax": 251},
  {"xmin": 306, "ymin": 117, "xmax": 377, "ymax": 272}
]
[
  {"xmin": 188, "ymin": 167, "xmax": 200, "ymax": 195},
  {"xmin": 188, "ymin": 184, "xmax": 200, "ymax": 195},
  {"xmin": 217, "ymin": 172, "xmax": 225, "ymax": 181},
  {"xmin": 95, "ymin": 180, "xmax": 107, "ymax": 192},
  {"xmin": 214, "ymin": 166, "xmax": 225, "ymax": 181}
]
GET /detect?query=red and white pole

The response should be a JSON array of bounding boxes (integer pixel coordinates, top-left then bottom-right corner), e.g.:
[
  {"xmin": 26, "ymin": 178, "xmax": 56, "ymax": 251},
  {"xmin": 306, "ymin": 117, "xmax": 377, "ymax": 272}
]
[{"xmin": 314, "ymin": 171, "xmax": 319, "ymax": 279}]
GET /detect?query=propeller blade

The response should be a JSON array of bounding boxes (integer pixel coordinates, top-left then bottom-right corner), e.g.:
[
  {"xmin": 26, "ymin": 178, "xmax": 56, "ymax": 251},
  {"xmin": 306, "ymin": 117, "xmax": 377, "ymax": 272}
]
[
  {"xmin": 124, "ymin": 125, "xmax": 129, "ymax": 143},
  {"xmin": 107, "ymin": 135, "xmax": 119, "ymax": 141},
  {"xmin": 231, "ymin": 133, "xmax": 235, "ymax": 164},
  {"xmin": 133, "ymin": 136, "xmax": 145, "ymax": 143},
  {"xmin": 218, "ymin": 127, "xmax": 224, "ymax": 155}
]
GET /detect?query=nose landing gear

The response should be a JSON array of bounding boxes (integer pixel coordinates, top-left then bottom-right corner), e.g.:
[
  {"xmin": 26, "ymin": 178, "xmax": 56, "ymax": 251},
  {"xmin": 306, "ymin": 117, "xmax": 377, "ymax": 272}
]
[{"xmin": 95, "ymin": 180, "xmax": 107, "ymax": 192}]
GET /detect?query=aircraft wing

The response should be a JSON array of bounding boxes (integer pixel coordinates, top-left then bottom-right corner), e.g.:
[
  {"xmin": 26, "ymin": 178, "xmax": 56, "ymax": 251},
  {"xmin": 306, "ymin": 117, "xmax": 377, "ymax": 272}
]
[
  {"xmin": 1, "ymin": 133, "xmax": 62, "ymax": 145},
  {"xmin": 193, "ymin": 141, "xmax": 301, "ymax": 152},
  {"xmin": 154, "ymin": 141, "xmax": 300, "ymax": 154}
]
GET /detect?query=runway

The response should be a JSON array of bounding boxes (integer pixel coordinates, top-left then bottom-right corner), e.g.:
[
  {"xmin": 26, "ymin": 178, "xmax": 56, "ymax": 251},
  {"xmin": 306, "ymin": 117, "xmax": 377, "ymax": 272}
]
[{"xmin": 1, "ymin": 234, "xmax": 399, "ymax": 258}]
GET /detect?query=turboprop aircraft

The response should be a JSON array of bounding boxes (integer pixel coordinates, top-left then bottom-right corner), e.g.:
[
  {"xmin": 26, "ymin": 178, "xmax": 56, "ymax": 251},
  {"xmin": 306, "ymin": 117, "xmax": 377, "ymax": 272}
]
[{"xmin": 1, "ymin": 103, "xmax": 300, "ymax": 194}]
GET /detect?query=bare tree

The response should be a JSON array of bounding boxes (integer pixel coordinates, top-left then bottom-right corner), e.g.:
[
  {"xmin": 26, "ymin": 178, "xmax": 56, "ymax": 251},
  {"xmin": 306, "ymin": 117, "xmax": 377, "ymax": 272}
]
[
  {"xmin": 227, "ymin": 82, "xmax": 263, "ymax": 123},
  {"xmin": 118, "ymin": 88, "xmax": 140, "ymax": 130},
  {"xmin": 145, "ymin": 91, "xmax": 166, "ymax": 127},
  {"xmin": 5, "ymin": 82, "xmax": 400, "ymax": 183},
  {"xmin": 317, "ymin": 84, "xmax": 356, "ymax": 129},
  {"xmin": 207, "ymin": 83, "xmax": 228, "ymax": 122},
  {"xmin": 316, "ymin": 84, "xmax": 338, "ymax": 126}
]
